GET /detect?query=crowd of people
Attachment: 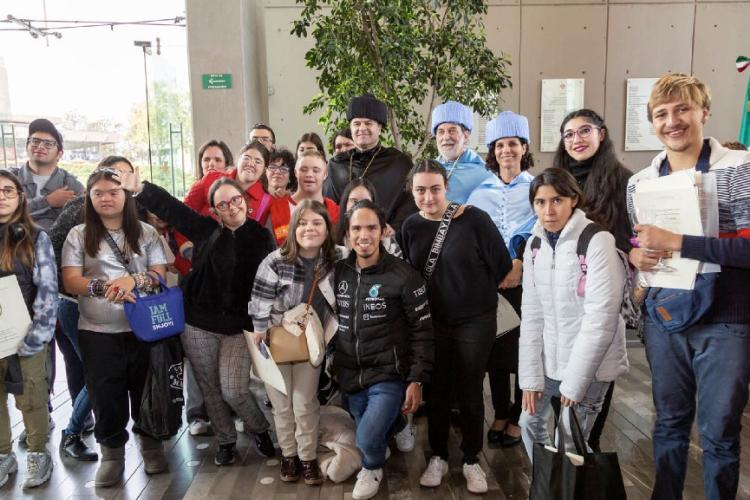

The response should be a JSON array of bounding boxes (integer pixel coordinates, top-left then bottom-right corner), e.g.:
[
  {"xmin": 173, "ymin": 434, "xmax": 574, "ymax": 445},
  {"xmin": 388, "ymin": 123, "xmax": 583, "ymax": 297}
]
[{"xmin": 0, "ymin": 72, "xmax": 748, "ymax": 500}]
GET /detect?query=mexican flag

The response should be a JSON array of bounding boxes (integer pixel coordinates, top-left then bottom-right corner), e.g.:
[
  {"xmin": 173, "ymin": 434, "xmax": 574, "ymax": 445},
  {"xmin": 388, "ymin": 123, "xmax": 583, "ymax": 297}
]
[{"xmin": 739, "ymin": 57, "xmax": 750, "ymax": 147}]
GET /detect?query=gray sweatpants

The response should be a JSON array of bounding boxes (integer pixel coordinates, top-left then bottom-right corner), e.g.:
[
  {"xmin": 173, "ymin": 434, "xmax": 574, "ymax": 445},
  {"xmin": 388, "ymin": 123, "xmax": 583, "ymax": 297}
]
[{"xmin": 181, "ymin": 324, "xmax": 269, "ymax": 445}]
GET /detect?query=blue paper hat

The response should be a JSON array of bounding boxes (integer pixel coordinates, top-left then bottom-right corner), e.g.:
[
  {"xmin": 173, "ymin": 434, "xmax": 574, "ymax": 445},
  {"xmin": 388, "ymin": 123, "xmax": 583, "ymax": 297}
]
[
  {"xmin": 485, "ymin": 111, "xmax": 530, "ymax": 147},
  {"xmin": 431, "ymin": 101, "xmax": 474, "ymax": 136}
]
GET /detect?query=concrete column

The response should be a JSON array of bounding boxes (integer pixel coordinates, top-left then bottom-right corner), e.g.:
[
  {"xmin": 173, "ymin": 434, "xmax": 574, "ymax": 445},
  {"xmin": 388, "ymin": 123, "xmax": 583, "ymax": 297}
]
[{"xmin": 185, "ymin": 0, "xmax": 266, "ymax": 172}]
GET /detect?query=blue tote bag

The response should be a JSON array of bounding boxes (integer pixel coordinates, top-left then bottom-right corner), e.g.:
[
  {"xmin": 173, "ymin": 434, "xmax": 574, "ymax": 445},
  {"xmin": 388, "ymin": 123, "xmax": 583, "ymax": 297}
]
[{"xmin": 124, "ymin": 274, "xmax": 185, "ymax": 342}]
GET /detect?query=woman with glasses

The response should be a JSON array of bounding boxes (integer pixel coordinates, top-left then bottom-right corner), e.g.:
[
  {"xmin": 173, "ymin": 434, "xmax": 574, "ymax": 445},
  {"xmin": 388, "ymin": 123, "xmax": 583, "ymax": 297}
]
[
  {"xmin": 0, "ymin": 171, "xmax": 58, "ymax": 489},
  {"xmin": 267, "ymin": 149, "xmax": 297, "ymax": 198},
  {"xmin": 185, "ymin": 141, "xmax": 272, "ymax": 225},
  {"xmin": 116, "ymin": 170, "xmax": 277, "ymax": 467},
  {"xmin": 50, "ymin": 157, "xmax": 137, "ymax": 463},
  {"xmin": 249, "ymin": 199, "xmax": 343, "ymax": 486},
  {"xmin": 551, "ymin": 109, "xmax": 632, "ymax": 452},
  {"xmin": 61, "ymin": 169, "xmax": 167, "ymax": 487},
  {"xmin": 466, "ymin": 111, "xmax": 536, "ymax": 449}
]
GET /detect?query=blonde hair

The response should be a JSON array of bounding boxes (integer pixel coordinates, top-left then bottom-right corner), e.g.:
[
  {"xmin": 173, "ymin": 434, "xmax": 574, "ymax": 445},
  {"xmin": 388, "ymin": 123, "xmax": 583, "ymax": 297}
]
[
  {"xmin": 295, "ymin": 149, "xmax": 327, "ymax": 170},
  {"xmin": 647, "ymin": 73, "xmax": 711, "ymax": 122}
]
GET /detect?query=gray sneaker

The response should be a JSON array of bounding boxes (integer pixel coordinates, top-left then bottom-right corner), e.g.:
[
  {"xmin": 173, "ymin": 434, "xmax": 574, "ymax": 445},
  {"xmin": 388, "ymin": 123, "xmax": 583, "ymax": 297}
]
[
  {"xmin": 0, "ymin": 452, "xmax": 18, "ymax": 488},
  {"xmin": 22, "ymin": 451, "xmax": 53, "ymax": 489}
]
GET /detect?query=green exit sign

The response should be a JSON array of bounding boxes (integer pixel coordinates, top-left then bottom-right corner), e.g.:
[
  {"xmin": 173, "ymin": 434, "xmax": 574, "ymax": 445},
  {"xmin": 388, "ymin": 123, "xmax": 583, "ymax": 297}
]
[{"xmin": 202, "ymin": 73, "xmax": 232, "ymax": 89}]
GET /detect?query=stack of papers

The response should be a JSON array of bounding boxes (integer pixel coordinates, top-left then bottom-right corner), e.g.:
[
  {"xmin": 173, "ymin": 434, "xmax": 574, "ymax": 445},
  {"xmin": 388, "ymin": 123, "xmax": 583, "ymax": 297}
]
[{"xmin": 632, "ymin": 170, "xmax": 719, "ymax": 290}]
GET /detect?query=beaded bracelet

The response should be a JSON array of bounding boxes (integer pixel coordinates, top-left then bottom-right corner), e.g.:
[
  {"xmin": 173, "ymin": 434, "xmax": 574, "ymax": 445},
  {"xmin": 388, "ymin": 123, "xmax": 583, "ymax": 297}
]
[{"xmin": 87, "ymin": 279, "xmax": 107, "ymax": 297}]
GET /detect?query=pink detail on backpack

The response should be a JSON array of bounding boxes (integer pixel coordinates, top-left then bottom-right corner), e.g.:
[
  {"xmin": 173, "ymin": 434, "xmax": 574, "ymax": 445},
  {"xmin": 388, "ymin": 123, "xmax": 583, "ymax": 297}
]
[{"xmin": 577, "ymin": 255, "xmax": 588, "ymax": 297}]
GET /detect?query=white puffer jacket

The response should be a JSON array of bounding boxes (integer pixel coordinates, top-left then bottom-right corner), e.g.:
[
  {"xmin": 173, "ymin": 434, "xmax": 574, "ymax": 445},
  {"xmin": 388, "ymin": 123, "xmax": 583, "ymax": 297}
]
[{"xmin": 519, "ymin": 209, "xmax": 629, "ymax": 402}]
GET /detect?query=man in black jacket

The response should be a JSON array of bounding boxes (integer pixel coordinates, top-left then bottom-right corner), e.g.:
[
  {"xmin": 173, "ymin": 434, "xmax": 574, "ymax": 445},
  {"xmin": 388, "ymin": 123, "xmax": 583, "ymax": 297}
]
[
  {"xmin": 333, "ymin": 200, "xmax": 433, "ymax": 500},
  {"xmin": 324, "ymin": 94, "xmax": 416, "ymax": 231}
]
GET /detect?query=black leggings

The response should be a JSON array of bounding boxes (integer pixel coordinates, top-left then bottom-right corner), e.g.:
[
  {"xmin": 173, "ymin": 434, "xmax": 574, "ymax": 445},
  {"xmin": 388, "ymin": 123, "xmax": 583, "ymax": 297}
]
[
  {"xmin": 487, "ymin": 286, "xmax": 522, "ymax": 425},
  {"xmin": 428, "ymin": 311, "xmax": 495, "ymax": 464}
]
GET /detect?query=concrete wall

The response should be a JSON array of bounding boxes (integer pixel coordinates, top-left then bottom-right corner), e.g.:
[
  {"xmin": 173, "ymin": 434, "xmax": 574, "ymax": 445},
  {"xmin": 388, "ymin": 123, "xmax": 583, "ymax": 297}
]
[{"xmin": 186, "ymin": 0, "xmax": 750, "ymax": 172}]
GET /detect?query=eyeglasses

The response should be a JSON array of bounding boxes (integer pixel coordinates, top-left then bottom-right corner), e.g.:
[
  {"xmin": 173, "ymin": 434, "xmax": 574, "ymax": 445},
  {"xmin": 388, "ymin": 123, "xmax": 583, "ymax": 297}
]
[
  {"xmin": 214, "ymin": 195, "xmax": 245, "ymax": 212},
  {"xmin": 267, "ymin": 164, "xmax": 290, "ymax": 174},
  {"xmin": 0, "ymin": 186, "xmax": 20, "ymax": 199},
  {"xmin": 240, "ymin": 154, "xmax": 265, "ymax": 166},
  {"xmin": 27, "ymin": 137, "xmax": 58, "ymax": 149},
  {"xmin": 562, "ymin": 125, "xmax": 600, "ymax": 142}
]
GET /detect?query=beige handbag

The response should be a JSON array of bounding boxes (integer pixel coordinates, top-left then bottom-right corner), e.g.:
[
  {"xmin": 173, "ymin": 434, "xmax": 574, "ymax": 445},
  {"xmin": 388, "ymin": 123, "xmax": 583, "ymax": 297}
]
[{"xmin": 269, "ymin": 266, "xmax": 321, "ymax": 364}]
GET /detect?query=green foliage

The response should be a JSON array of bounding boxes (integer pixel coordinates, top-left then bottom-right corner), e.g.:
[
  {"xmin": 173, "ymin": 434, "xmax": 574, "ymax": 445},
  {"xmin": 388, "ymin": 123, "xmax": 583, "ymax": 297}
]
[
  {"xmin": 124, "ymin": 80, "xmax": 194, "ymax": 193},
  {"xmin": 292, "ymin": 0, "xmax": 512, "ymax": 156}
]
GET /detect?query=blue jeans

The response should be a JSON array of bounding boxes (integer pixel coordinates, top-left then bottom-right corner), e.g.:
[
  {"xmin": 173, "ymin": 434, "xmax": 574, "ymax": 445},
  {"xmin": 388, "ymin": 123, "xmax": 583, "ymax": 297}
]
[
  {"xmin": 343, "ymin": 380, "xmax": 405, "ymax": 470},
  {"xmin": 58, "ymin": 298, "xmax": 93, "ymax": 436},
  {"xmin": 645, "ymin": 319, "xmax": 750, "ymax": 500},
  {"xmin": 519, "ymin": 376, "xmax": 610, "ymax": 462}
]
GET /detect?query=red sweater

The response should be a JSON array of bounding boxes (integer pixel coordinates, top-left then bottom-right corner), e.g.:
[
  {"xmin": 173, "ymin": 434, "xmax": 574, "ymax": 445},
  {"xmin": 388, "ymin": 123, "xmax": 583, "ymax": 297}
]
[{"xmin": 269, "ymin": 195, "xmax": 340, "ymax": 246}]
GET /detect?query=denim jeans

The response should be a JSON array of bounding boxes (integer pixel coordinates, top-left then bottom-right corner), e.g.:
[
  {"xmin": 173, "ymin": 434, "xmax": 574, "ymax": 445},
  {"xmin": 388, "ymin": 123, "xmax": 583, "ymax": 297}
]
[
  {"xmin": 644, "ymin": 319, "xmax": 750, "ymax": 500},
  {"xmin": 58, "ymin": 298, "xmax": 93, "ymax": 436},
  {"xmin": 519, "ymin": 376, "xmax": 610, "ymax": 461},
  {"xmin": 344, "ymin": 380, "xmax": 405, "ymax": 470}
]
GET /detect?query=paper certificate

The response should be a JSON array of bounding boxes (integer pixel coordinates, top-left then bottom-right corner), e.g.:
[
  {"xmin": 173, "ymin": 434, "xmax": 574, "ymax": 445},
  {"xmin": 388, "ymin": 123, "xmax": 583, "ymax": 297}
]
[
  {"xmin": 0, "ymin": 275, "xmax": 32, "ymax": 358},
  {"xmin": 632, "ymin": 172, "xmax": 704, "ymax": 289},
  {"xmin": 244, "ymin": 331, "xmax": 287, "ymax": 396}
]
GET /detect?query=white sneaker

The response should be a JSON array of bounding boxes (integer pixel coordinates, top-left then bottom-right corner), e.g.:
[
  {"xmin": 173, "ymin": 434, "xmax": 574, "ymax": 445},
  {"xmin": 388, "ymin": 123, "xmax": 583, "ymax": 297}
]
[
  {"xmin": 352, "ymin": 468, "xmax": 383, "ymax": 500},
  {"xmin": 189, "ymin": 418, "xmax": 209, "ymax": 436},
  {"xmin": 419, "ymin": 456, "xmax": 449, "ymax": 487},
  {"xmin": 234, "ymin": 418, "xmax": 244, "ymax": 433},
  {"xmin": 394, "ymin": 424, "xmax": 415, "ymax": 452},
  {"xmin": 462, "ymin": 463, "xmax": 488, "ymax": 494}
]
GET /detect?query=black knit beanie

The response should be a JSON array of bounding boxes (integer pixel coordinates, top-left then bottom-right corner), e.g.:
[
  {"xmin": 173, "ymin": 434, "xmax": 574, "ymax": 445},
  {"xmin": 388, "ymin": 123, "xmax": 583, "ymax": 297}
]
[{"xmin": 347, "ymin": 94, "xmax": 388, "ymax": 127}]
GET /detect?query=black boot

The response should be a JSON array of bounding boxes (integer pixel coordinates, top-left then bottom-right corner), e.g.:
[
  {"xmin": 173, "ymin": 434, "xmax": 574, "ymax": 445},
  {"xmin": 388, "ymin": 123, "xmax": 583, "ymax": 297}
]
[
  {"xmin": 60, "ymin": 430, "xmax": 98, "ymax": 461},
  {"xmin": 255, "ymin": 431, "xmax": 276, "ymax": 458}
]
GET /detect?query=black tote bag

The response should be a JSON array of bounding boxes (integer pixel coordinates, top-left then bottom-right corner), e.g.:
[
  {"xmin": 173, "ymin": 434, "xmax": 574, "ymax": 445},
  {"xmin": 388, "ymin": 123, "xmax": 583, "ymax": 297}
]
[
  {"xmin": 530, "ymin": 408, "xmax": 627, "ymax": 500},
  {"xmin": 136, "ymin": 336, "xmax": 185, "ymax": 440}
]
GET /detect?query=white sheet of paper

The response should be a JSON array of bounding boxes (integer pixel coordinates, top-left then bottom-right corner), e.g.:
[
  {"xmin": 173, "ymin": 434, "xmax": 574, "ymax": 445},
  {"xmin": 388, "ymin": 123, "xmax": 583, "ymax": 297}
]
[
  {"xmin": 496, "ymin": 293, "xmax": 520, "ymax": 337},
  {"xmin": 244, "ymin": 331, "xmax": 287, "ymax": 396},
  {"xmin": 633, "ymin": 175, "xmax": 704, "ymax": 289},
  {"xmin": 0, "ymin": 275, "xmax": 32, "ymax": 358},
  {"xmin": 695, "ymin": 172, "xmax": 721, "ymax": 274}
]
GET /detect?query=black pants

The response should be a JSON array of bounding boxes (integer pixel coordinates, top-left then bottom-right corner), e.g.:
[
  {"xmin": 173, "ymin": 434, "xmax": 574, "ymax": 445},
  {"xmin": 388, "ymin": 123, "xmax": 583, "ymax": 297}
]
[
  {"xmin": 428, "ymin": 311, "xmax": 495, "ymax": 464},
  {"xmin": 78, "ymin": 330, "xmax": 151, "ymax": 448},
  {"xmin": 488, "ymin": 286, "xmax": 522, "ymax": 425}
]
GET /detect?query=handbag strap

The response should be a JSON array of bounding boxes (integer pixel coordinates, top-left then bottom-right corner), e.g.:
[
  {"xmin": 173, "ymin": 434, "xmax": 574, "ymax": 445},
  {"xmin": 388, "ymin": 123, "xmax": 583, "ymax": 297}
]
[
  {"xmin": 103, "ymin": 230, "xmax": 134, "ymax": 273},
  {"xmin": 422, "ymin": 202, "xmax": 460, "ymax": 282},
  {"xmin": 302, "ymin": 265, "xmax": 322, "ymax": 322},
  {"xmin": 555, "ymin": 407, "xmax": 590, "ymax": 457}
]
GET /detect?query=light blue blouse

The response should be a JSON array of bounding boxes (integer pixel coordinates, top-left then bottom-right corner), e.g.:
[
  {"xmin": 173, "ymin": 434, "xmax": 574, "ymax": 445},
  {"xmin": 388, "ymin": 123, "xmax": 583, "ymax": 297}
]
[{"xmin": 467, "ymin": 170, "xmax": 537, "ymax": 259}]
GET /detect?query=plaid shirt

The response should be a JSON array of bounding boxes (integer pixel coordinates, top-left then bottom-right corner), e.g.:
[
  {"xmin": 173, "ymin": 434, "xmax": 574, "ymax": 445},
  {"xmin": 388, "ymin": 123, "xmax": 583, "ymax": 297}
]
[{"xmin": 249, "ymin": 246, "xmax": 346, "ymax": 334}]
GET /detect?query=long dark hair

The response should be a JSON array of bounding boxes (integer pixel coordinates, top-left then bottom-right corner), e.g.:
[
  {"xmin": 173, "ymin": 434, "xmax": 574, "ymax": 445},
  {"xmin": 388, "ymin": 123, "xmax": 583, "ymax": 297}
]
[
  {"xmin": 407, "ymin": 159, "xmax": 448, "ymax": 191},
  {"xmin": 0, "ymin": 170, "xmax": 38, "ymax": 271},
  {"xmin": 84, "ymin": 170, "xmax": 143, "ymax": 259},
  {"xmin": 485, "ymin": 138, "xmax": 535, "ymax": 175},
  {"xmin": 552, "ymin": 109, "xmax": 630, "ymax": 232},
  {"xmin": 528, "ymin": 168, "xmax": 585, "ymax": 210},
  {"xmin": 280, "ymin": 199, "xmax": 337, "ymax": 264},
  {"xmin": 296, "ymin": 132, "xmax": 327, "ymax": 162},
  {"xmin": 335, "ymin": 178, "xmax": 378, "ymax": 244}
]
